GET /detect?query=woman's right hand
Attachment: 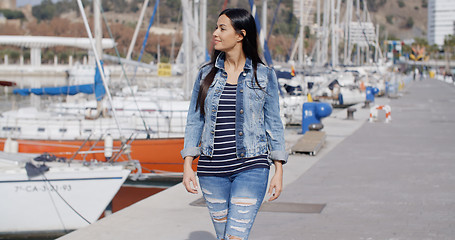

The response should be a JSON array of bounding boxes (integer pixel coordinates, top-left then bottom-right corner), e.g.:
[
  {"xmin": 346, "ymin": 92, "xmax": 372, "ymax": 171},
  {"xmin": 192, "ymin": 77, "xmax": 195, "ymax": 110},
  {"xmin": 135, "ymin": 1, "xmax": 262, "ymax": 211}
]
[{"xmin": 182, "ymin": 156, "xmax": 198, "ymax": 194}]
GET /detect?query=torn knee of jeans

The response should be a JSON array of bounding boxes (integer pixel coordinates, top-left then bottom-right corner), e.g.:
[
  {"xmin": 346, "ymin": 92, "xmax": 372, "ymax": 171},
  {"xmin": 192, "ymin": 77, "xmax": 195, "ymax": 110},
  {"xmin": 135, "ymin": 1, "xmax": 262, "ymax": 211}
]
[
  {"xmin": 211, "ymin": 209, "xmax": 228, "ymax": 223},
  {"xmin": 205, "ymin": 197, "xmax": 227, "ymax": 204},
  {"xmin": 266, "ymin": 129, "xmax": 274, "ymax": 140},
  {"xmin": 231, "ymin": 197, "xmax": 257, "ymax": 206},
  {"xmin": 231, "ymin": 218, "xmax": 251, "ymax": 224},
  {"xmin": 227, "ymin": 233, "xmax": 244, "ymax": 240},
  {"xmin": 201, "ymin": 188, "xmax": 212, "ymax": 195}
]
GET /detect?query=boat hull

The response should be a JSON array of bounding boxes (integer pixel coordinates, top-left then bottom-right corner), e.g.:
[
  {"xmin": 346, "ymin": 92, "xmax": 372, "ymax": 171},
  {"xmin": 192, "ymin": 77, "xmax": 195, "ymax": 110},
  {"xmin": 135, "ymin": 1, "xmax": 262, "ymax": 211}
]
[
  {"xmin": 0, "ymin": 163, "xmax": 130, "ymax": 236},
  {"xmin": 0, "ymin": 138, "xmax": 196, "ymax": 173}
]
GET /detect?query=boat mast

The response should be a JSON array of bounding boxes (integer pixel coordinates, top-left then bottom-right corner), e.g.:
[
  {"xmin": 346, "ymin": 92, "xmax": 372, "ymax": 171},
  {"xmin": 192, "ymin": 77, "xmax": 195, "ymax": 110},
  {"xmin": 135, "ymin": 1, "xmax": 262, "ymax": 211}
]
[
  {"xmin": 126, "ymin": 0, "xmax": 150, "ymax": 61},
  {"xmin": 356, "ymin": 0, "xmax": 360, "ymax": 65},
  {"xmin": 321, "ymin": 0, "xmax": 329, "ymax": 66},
  {"xmin": 262, "ymin": 0, "xmax": 268, "ymax": 47},
  {"xmin": 298, "ymin": 0, "xmax": 304, "ymax": 66},
  {"xmin": 77, "ymin": 0, "xmax": 123, "ymax": 138},
  {"xmin": 181, "ymin": 0, "xmax": 192, "ymax": 100},
  {"xmin": 200, "ymin": 0, "xmax": 207, "ymax": 55},
  {"xmin": 344, "ymin": 0, "xmax": 352, "ymax": 65},
  {"xmin": 94, "ymin": 0, "xmax": 103, "ymax": 60},
  {"xmin": 330, "ymin": 0, "xmax": 336, "ymax": 67},
  {"xmin": 316, "ymin": 0, "xmax": 321, "ymax": 67}
]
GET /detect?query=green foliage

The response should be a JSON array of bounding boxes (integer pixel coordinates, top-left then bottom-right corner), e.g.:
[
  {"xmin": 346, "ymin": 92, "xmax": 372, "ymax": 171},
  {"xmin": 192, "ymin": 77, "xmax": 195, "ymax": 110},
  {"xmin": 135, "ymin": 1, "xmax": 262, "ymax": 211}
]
[
  {"xmin": 54, "ymin": 0, "xmax": 78, "ymax": 14},
  {"xmin": 0, "ymin": 9, "xmax": 25, "ymax": 20},
  {"xmin": 405, "ymin": 17, "xmax": 414, "ymax": 28},
  {"xmin": 32, "ymin": 0, "xmax": 56, "ymax": 22},
  {"xmin": 366, "ymin": 0, "xmax": 387, "ymax": 12},
  {"xmin": 386, "ymin": 15, "xmax": 393, "ymax": 24},
  {"xmin": 414, "ymin": 37, "xmax": 428, "ymax": 47},
  {"xmin": 0, "ymin": 49, "xmax": 21, "ymax": 62},
  {"xmin": 421, "ymin": 0, "xmax": 428, "ymax": 8},
  {"xmin": 304, "ymin": 26, "xmax": 311, "ymax": 39},
  {"xmin": 397, "ymin": 0, "xmax": 405, "ymax": 8},
  {"xmin": 164, "ymin": 0, "xmax": 181, "ymax": 9},
  {"xmin": 102, "ymin": 0, "xmax": 128, "ymax": 13},
  {"xmin": 444, "ymin": 35, "xmax": 455, "ymax": 47},
  {"xmin": 272, "ymin": 8, "xmax": 298, "ymax": 36},
  {"xmin": 401, "ymin": 43, "xmax": 411, "ymax": 54}
]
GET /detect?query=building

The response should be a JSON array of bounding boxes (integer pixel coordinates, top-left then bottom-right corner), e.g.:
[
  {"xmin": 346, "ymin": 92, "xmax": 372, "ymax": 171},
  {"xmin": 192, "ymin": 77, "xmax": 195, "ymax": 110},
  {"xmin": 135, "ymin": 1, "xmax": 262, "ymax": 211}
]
[
  {"xmin": 0, "ymin": 0, "xmax": 16, "ymax": 9},
  {"xmin": 428, "ymin": 0, "xmax": 455, "ymax": 46}
]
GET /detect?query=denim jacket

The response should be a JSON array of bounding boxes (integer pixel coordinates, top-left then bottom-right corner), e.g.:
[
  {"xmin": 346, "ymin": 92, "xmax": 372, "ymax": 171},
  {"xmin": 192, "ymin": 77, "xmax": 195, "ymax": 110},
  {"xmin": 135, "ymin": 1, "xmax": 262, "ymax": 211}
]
[{"xmin": 181, "ymin": 53, "xmax": 288, "ymax": 163}]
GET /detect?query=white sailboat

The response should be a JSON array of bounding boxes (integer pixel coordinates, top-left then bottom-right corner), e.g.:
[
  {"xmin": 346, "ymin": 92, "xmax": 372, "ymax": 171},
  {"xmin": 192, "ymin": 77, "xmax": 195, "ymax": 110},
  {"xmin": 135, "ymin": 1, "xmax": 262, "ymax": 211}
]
[
  {"xmin": 0, "ymin": 147, "xmax": 137, "ymax": 237},
  {"xmin": 0, "ymin": 0, "xmax": 209, "ymax": 174}
]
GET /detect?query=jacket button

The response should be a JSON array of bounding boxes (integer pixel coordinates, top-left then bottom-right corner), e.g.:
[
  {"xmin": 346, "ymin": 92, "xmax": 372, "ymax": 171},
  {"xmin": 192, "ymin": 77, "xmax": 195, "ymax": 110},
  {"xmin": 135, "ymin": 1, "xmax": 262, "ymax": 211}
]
[
  {"xmin": 240, "ymin": 89, "xmax": 244, "ymax": 93},
  {"xmin": 239, "ymin": 131, "xmax": 243, "ymax": 136},
  {"xmin": 242, "ymin": 72, "xmax": 247, "ymax": 76},
  {"xmin": 239, "ymin": 109, "xmax": 244, "ymax": 114},
  {"xmin": 211, "ymin": 131, "xmax": 215, "ymax": 134},
  {"xmin": 240, "ymin": 153, "xmax": 245, "ymax": 157},
  {"xmin": 212, "ymin": 109, "xmax": 216, "ymax": 112}
]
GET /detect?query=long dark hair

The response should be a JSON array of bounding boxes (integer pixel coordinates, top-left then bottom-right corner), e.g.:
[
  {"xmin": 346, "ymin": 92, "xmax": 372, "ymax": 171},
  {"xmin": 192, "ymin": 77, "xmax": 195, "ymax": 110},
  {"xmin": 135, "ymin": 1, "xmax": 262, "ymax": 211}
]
[{"xmin": 196, "ymin": 8, "xmax": 264, "ymax": 115}]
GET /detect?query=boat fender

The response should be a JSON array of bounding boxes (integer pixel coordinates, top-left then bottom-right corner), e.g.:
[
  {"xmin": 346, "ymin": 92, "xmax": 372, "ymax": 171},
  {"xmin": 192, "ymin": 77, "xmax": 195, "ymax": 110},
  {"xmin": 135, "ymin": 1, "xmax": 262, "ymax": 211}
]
[
  {"xmin": 104, "ymin": 134, "xmax": 113, "ymax": 159},
  {"xmin": 4, "ymin": 137, "xmax": 18, "ymax": 153}
]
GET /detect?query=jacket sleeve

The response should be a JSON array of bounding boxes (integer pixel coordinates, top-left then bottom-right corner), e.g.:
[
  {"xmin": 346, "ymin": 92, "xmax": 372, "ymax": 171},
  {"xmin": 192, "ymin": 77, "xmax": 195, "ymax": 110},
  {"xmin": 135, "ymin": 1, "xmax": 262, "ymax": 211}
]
[
  {"xmin": 180, "ymin": 69, "xmax": 205, "ymax": 159},
  {"xmin": 264, "ymin": 67, "xmax": 288, "ymax": 163}
]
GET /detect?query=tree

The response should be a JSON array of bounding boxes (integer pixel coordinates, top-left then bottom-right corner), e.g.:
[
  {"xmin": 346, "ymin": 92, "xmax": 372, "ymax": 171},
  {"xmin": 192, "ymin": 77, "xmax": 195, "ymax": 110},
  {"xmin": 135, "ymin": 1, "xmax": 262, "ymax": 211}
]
[
  {"xmin": 421, "ymin": 0, "xmax": 428, "ymax": 8},
  {"xmin": 386, "ymin": 15, "xmax": 393, "ymax": 24},
  {"xmin": 427, "ymin": 44, "xmax": 440, "ymax": 60},
  {"xmin": 443, "ymin": 35, "xmax": 455, "ymax": 74},
  {"xmin": 0, "ymin": 9, "xmax": 25, "ymax": 20},
  {"xmin": 32, "ymin": 0, "xmax": 56, "ymax": 22},
  {"xmin": 405, "ymin": 17, "xmax": 414, "ymax": 29}
]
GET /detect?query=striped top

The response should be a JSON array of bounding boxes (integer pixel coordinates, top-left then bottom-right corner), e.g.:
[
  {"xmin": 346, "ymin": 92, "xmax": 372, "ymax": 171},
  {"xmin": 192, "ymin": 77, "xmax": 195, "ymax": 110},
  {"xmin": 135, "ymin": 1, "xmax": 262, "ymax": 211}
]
[{"xmin": 197, "ymin": 83, "xmax": 269, "ymax": 177}]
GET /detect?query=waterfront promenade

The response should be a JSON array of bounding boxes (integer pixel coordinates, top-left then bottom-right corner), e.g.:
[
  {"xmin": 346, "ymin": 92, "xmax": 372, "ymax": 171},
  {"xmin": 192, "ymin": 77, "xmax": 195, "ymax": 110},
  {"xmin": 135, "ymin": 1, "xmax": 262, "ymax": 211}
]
[{"xmin": 60, "ymin": 77, "xmax": 455, "ymax": 240}]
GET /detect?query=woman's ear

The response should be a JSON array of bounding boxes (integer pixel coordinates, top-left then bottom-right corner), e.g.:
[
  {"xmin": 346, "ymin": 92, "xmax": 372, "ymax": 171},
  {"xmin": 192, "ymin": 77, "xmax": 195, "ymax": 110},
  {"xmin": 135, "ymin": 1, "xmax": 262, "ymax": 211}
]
[{"xmin": 237, "ymin": 30, "xmax": 246, "ymax": 42}]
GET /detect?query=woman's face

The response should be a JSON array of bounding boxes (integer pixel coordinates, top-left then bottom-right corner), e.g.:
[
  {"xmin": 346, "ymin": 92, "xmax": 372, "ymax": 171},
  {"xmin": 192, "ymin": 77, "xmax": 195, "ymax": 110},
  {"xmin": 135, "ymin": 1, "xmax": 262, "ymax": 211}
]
[{"xmin": 213, "ymin": 14, "xmax": 243, "ymax": 52}]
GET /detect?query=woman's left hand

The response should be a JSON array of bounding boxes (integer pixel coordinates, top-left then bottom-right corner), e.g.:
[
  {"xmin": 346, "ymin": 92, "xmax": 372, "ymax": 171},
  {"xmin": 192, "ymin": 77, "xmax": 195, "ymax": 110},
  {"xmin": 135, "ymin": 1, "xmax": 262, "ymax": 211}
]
[{"xmin": 267, "ymin": 160, "xmax": 283, "ymax": 201}]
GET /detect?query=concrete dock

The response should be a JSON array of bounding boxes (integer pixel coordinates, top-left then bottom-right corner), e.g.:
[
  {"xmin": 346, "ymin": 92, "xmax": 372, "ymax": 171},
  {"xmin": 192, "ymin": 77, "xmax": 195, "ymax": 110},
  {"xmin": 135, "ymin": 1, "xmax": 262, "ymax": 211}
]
[{"xmin": 59, "ymin": 77, "xmax": 455, "ymax": 240}]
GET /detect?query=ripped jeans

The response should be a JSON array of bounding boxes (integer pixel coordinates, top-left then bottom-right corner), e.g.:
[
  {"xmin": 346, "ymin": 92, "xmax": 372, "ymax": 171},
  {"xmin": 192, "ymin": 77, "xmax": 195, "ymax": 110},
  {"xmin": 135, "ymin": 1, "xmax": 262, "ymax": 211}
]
[{"xmin": 198, "ymin": 168, "xmax": 269, "ymax": 240}]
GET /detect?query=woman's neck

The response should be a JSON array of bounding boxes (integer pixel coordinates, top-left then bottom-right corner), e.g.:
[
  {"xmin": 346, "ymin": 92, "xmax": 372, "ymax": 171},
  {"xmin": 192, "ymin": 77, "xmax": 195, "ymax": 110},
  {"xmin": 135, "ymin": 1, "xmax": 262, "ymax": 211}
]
[{"xmin": 224, "ymin": 50, "xmax": 246, "ymax": 72}]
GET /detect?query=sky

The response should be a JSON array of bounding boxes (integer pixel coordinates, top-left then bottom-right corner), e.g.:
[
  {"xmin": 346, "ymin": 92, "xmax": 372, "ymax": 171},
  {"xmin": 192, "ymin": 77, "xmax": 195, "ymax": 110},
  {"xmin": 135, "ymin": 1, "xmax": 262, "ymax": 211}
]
[{"xmin": 17, "ymin": 0, "xmax": 62, "ymax": 7}]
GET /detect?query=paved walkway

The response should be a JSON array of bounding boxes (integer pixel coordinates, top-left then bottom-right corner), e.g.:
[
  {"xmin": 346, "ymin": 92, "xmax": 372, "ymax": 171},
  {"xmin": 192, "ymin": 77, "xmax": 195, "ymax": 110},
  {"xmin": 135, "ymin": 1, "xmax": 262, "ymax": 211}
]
[
  {"xmin": 59, "ymin": 78, "xmax": 455, "ymax": 240},
  {"xmin": 251, "ymin": 78, "xmax": 455, "ymax": 240}
]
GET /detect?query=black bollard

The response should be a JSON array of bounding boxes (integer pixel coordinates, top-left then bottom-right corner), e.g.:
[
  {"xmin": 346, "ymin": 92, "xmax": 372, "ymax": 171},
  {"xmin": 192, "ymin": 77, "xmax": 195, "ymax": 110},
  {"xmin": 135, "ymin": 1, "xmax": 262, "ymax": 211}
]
[{"xmin": 347, "ymin": 107, "xmax": 356, "ymax": 120}]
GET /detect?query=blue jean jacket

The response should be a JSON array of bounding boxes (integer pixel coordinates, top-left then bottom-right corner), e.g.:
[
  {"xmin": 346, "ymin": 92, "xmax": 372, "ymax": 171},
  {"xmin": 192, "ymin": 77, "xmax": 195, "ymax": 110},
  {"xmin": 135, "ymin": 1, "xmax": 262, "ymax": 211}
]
[{"xmin": 181, "ymin": 54, "xmax": 288, "ymax": 163}]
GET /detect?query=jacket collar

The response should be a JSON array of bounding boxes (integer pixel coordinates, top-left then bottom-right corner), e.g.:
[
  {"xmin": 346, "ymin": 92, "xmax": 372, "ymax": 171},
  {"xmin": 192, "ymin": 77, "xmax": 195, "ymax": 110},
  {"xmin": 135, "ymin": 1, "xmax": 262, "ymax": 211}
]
[{"xmin": 215, "ymin": 52, "xmax": 253, "ymax": 71}]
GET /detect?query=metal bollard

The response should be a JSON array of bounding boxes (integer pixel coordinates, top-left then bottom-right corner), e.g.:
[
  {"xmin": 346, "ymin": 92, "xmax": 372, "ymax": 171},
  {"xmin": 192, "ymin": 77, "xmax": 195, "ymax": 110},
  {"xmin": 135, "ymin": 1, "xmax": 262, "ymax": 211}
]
[{"xmin": 347, "ymin": 107, "xmax": 356, "ymax": 120}]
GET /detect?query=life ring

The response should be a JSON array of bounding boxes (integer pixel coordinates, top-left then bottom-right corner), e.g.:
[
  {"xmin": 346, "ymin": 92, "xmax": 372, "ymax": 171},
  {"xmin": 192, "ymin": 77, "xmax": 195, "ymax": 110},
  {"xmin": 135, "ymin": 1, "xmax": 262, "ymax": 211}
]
[{"xmin": 369, "ymin": 105, "xmax": 391, "ymax": 123}]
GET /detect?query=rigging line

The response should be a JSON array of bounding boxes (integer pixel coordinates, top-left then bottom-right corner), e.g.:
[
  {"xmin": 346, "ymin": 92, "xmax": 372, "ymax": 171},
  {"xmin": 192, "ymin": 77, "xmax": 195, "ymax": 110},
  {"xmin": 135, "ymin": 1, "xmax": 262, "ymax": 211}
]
[
  {"xmin": 135, "ymin": 0, "xmax": 160, "ymax": 69},
  {"xmin": 97, "ymin": 2, "xmax": 151, "ymax": 139},
  {"xmin": 77, "ymin": 0, "xmax": 123, "ymax": 138},
  {"xmin": 354, "ymin": 11, "xmax": 380, "ymax": 71},
  {"xmin": 170, "ymin": 3, "xmax": 182, "ymax": 63},
  {"xmin": 43, "ymin": 175, "xmax": 68, "ymax": 232},
  {"xmin": 40, "ymin": 170, "xmax": 92, "ymax": 225}
]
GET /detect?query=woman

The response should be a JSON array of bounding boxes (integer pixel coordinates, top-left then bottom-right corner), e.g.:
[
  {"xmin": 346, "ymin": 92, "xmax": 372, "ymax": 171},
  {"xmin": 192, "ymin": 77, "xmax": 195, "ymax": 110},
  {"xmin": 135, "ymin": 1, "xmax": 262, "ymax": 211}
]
[{"xmin": 181, "ymin": 8, "xmax": 287, "ymax": 240}]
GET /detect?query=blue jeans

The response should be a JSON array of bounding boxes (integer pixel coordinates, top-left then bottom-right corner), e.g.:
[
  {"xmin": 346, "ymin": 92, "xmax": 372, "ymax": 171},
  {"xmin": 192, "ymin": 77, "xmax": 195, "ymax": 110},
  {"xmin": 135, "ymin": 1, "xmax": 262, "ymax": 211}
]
[{"xmin": 198, "ymin": 168, "xmax": 269, "ymax": 240}]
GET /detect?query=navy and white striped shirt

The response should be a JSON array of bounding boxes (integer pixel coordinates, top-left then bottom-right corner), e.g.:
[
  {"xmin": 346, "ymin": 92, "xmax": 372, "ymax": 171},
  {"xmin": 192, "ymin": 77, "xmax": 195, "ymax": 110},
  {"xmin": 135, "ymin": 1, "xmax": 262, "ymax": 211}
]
[{"xmin": 198, "ymin": 83, "xmax": 269, "ymax": 177}]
